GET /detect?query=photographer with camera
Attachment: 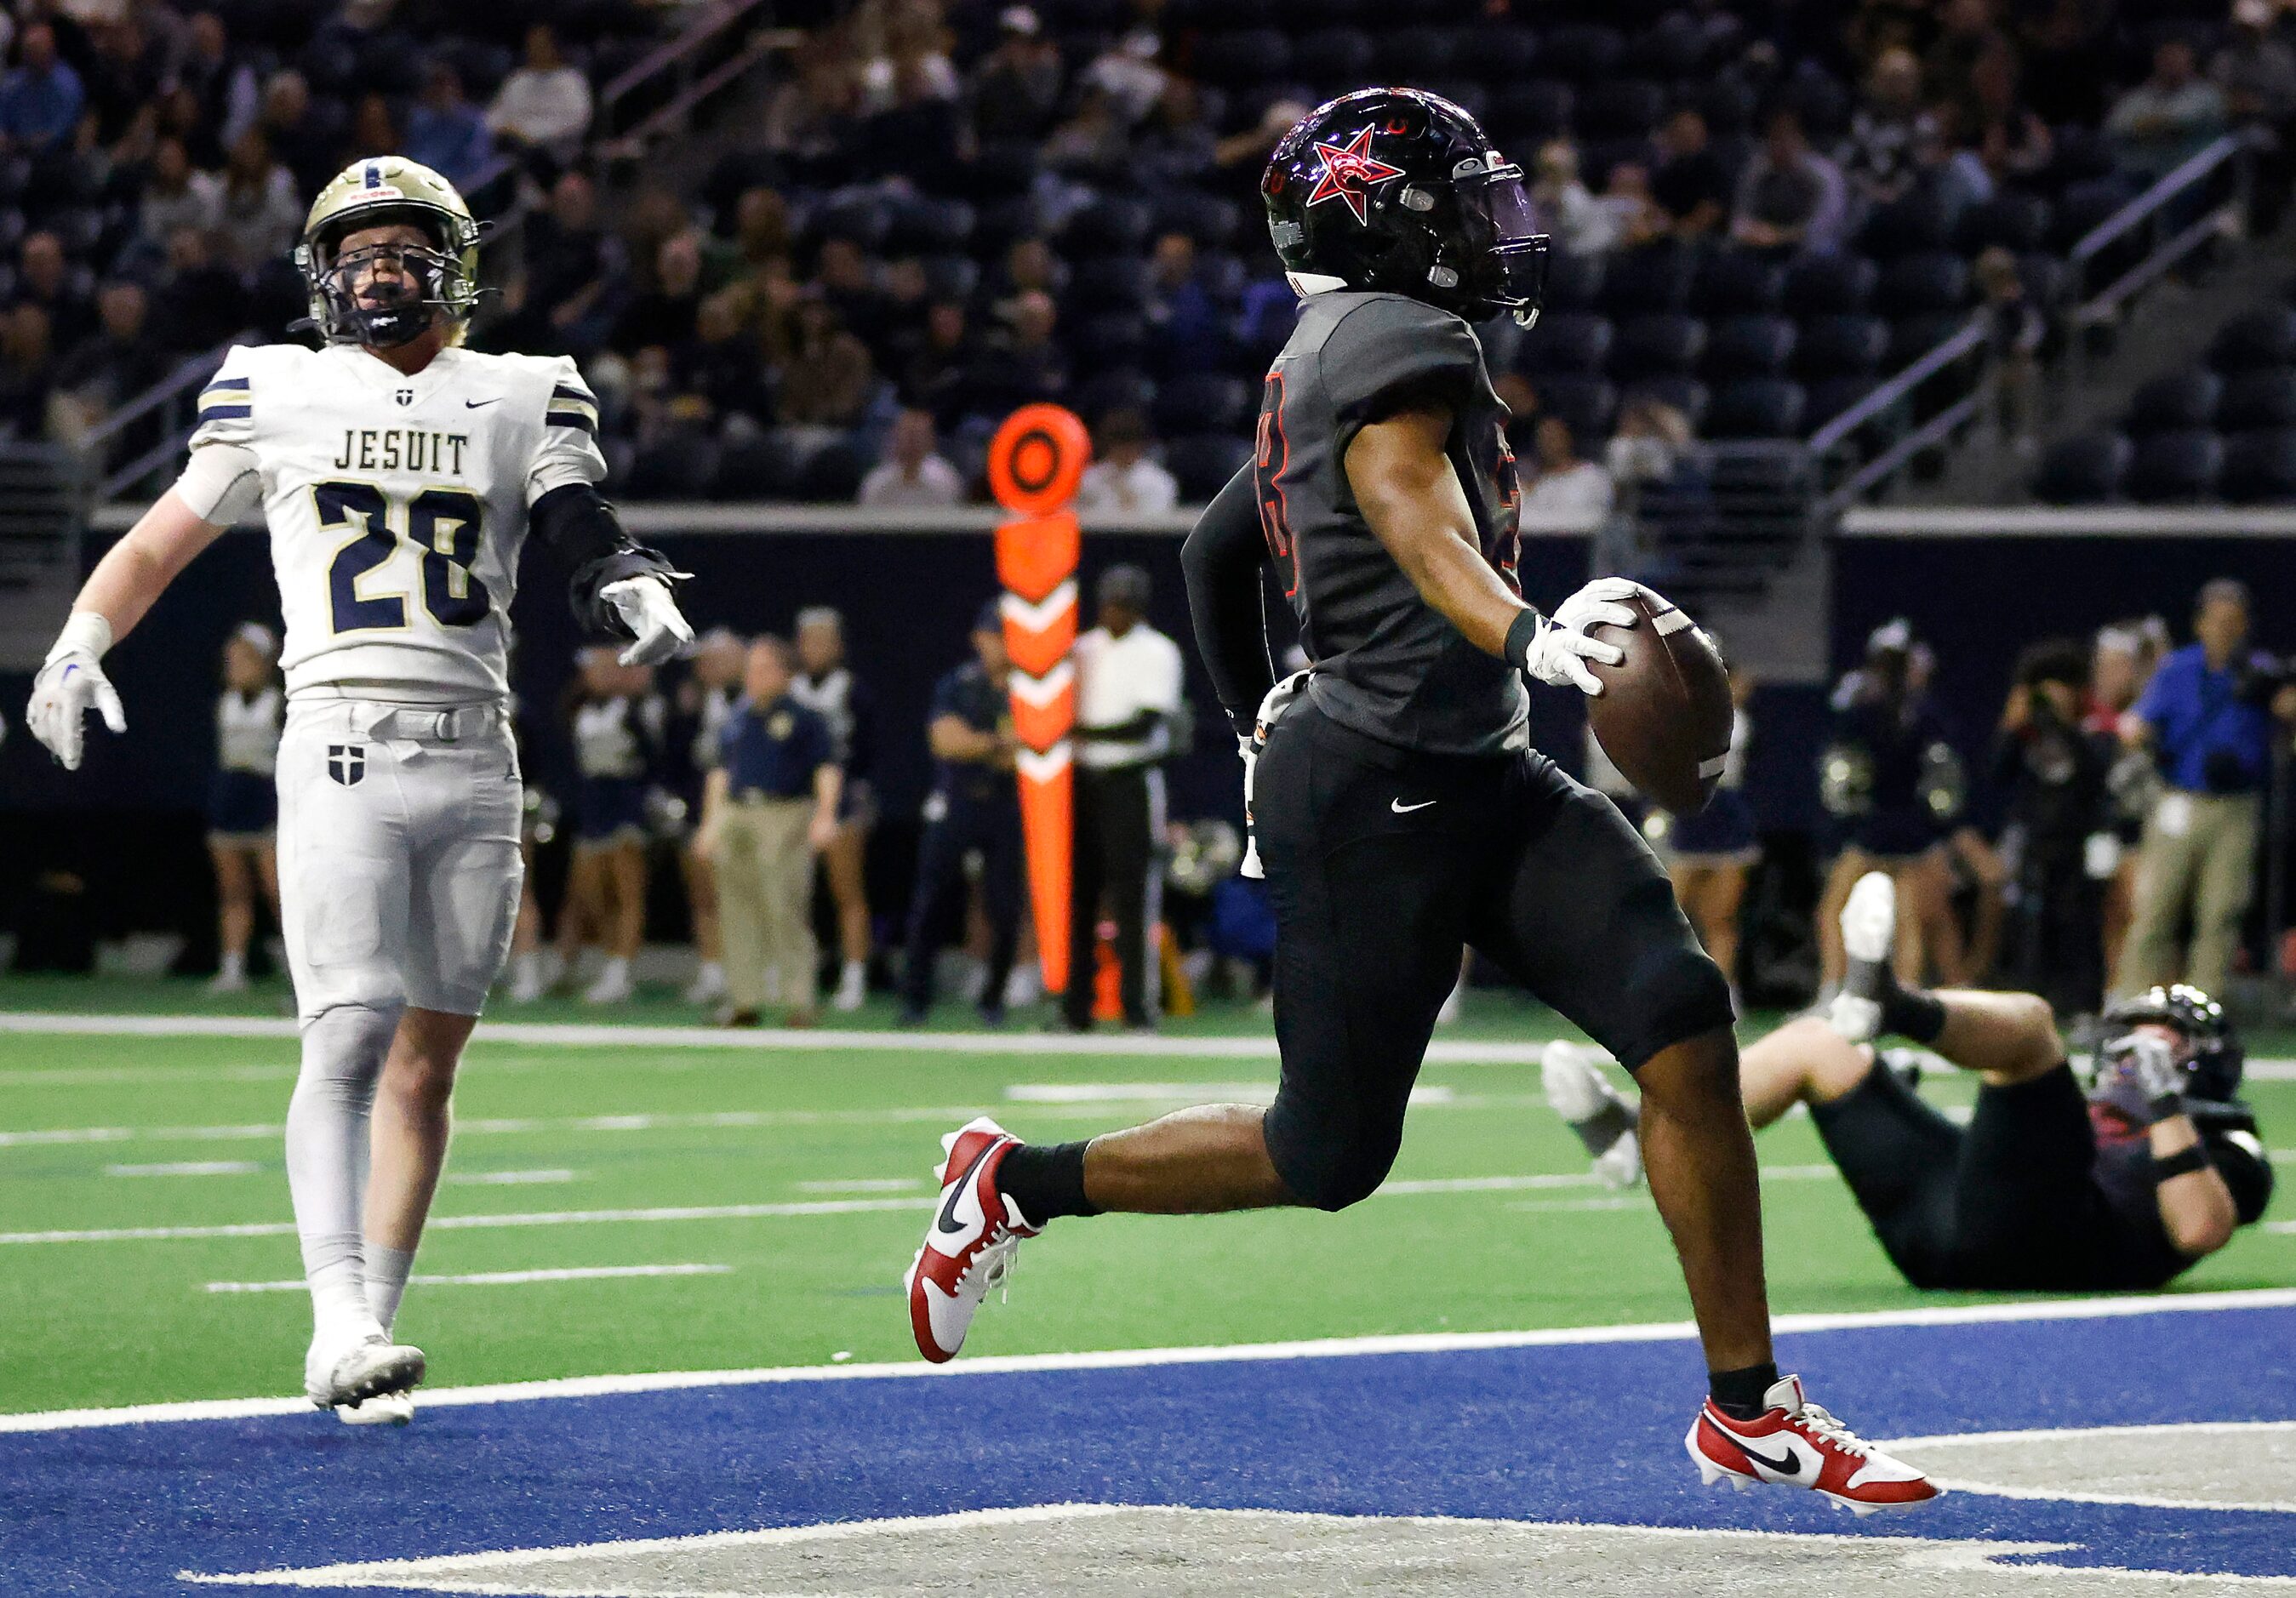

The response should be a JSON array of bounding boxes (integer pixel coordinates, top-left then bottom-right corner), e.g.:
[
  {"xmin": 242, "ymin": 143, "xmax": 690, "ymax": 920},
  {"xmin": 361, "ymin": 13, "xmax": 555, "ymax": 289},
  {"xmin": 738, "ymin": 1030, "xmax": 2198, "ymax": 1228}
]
[
  {"xmin": 1993, "ymin": 640, "xmax": 2116, "ymax": 1017},
  {"xmin": 2114, "ymin": 579, "xmax": 2296, "ymax": 1001}
]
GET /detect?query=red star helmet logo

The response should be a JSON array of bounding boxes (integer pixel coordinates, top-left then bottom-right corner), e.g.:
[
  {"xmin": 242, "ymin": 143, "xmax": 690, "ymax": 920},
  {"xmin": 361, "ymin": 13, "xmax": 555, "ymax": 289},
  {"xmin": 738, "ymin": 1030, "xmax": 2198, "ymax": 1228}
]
[{"xmin": 1306, "ymin": 127, "xmax": 1405, "ymax": 225}]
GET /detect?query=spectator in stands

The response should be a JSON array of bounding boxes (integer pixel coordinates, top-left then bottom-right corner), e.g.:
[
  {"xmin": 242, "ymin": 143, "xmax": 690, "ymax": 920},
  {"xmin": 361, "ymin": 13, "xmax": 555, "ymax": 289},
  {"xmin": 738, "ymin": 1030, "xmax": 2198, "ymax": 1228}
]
[
  {"xmin": 1963, "ymin": 42, "xmax": 2053, "ymax": 185},
  {"xmin": 157, "ymin": 225, "xmax": 246, "ymax": 354},
  {"xmin": 1522, "ymin": 416, "xmax": 1615, "ymax": 522},
  {"xmin": 2013, "ymin": 0, "xmax": 2114, "ymax": 125},
  {"xmin": 14, "ymin": 231, "xmax": 92, "ymax": 351},
  {"xmin": 859, "ymin": 406, "xmax": 964, "ymax": 505},
  {"xmin": 1606, "ymin": 397, "xmax": 1693, "ymax": 491},
  {"xmin": 1591, "ymin": 163, "xmax": 1667, "ymax": 255},
  {"xmin": 1043, "ymin": 85, "xmax": 1128, "ymax": 185},
  {"xmin": 1732, "ymin": 108, "xmax": 1848, "ymax": 255},
  {"xmin": 1924, "ymin": 0, "xmax": 2013, "ymax": 130},
  {"xmin": 2215, "ymin": 0, "xmax": 2296, "ymax": 230},
  {"xmin": 1076, "ymin": 408, "xmax": 1179, "ymax": 516},
  {"xmin": 2115, "ymin": 579, "xmax": 2296, "ymax": 1001},
  {"xmin": 404, "ymin": 62, "xmax": 494, "ymax": 191},
  {"xmin": 969, "ymin": 5, "xmax": 1063, "ymax": 141},
  {"xmin": 1083, "ymin": 28, "xmax": 1166, "ymax": 125},
  {"xmin": 1651, "ymin": 107, "xmax": 1730, "ymax": 238},
  {"xmin": 139, "ymin": 134, "xmax": 220, "ymax": 244},
  {"xmin": 860, "ymin": 0, "xmax": 959, "ymax": 111},
  {"xmin": 83, "ymin": 13, "xmax": 164, "ymax": 148},
  {"xmin": 1146, "ymin": 231, "xmax": 1226, "ymax": 375},
  {"xmin": 1063, "ymin": 563, "xmax": 1184, "ymax": 1033},
  {"xmin": 489, "ymin": 23, "xmax": 594, "ymax": 171},
  {"xmin": 1214, "ymin": 96, "xmax": 1308, "ymax": 191},
  {"xmin": 1531, "ymin": 140, "xmax": 1608, "ymax": 256},
  {"xmin": 214, "ymin": 128, "xmax": 301, "ymax": 274},
  {"xmin": 0, "ymin": 302, "xmax": 54, "ymax": 442},
  {"xmin": 517, "ymin": 168, "xmax": 625, "ymax": 358},
  {"xmin": 179, "ymin": 11, "xmax": 257, "ymax": 168},
  {"xmin": 814, "ymin": 236, "xmax": 892, "ymax": 353},
  {"xmin": 964, "ymin": 287, "xmax": 1065, "ymax": 417},
  {"xmin": 1839, "ymin": 47, "xmax": 1935, "ymax": 209},
  {"xmin": 900, "ymin": 601, "xmax": 1023, "ymax": 1027},
  {"xmin": 255, "ymin": 70, "xmax": 334, "ymax": 197},
  {"xmin": 990, "ymin": 236, "xmax": 1067, "ymax": 317},
  {"xmin": 774, "ymin": 296, "xmax": 876, "ymax": 448},
  {"xmin": 672, "ymin": 289, "xmax": 773, "ymax": 433},
  {"xmin": 0, "ymin": 24, "xmax": 86, "ymax": 154},
  {"xmin": 56, "ymin": 281, "xmax": 162, "ymax": 422},
  {"xmin": 791, "ymin": 606, "xmax": 879, "ymax": 1013},
  {"xmin": 724, "ymin": 185, "xmax": 791, "ymax": 284},
  {"xmin": 1976, "ymin": 247, "xmax": 2042, "ymax": 449},
  {"xmin": 696, "ymin": 635, "xmax": 842, "ymax": 1028},
  {"xmin": 762, "ymin": 34, "xmax": 863, "ymax": 182},
  {"xmin": 614, "ymin": 229, "xmax": 705, "ymax": 355},
  {"xmin": 1135, "ymin": 77, "xmax": 1216, "ymax": 194},
  {"xmin": 2108, "ymin": 39, "xmax": 2230, "ymax": 179}
]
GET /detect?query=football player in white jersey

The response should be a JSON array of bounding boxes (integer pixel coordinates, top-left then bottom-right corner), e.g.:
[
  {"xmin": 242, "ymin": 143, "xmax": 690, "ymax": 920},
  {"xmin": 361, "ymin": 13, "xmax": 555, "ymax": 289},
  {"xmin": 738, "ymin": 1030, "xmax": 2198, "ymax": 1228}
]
[{"xmin": 25, "ymin": 157, "xmax": 697, "ymax": 1422}]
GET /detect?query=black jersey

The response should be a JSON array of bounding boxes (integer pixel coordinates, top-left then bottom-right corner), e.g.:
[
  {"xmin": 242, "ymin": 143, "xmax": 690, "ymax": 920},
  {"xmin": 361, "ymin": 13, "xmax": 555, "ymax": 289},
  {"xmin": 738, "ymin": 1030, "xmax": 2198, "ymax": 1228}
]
[{"xmin": 1253, "ymin": 290, "xmax": 1527, "ymax": 756}]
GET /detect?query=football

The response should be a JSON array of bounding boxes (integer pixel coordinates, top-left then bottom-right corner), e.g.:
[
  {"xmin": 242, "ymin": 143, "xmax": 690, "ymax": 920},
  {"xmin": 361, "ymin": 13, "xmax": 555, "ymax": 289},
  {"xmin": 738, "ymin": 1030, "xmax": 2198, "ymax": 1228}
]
[{"xmin": 1585, "ymin": 589, "xmax": 1735, "ymax": 816}]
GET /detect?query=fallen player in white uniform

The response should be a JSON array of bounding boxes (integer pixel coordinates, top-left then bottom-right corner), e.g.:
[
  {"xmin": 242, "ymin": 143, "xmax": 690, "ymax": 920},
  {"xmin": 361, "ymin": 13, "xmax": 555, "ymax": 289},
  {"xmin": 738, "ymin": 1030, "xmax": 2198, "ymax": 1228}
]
[{"xmin": 26, "ymin": 156, "xmax": 696, "ymax": 1424}]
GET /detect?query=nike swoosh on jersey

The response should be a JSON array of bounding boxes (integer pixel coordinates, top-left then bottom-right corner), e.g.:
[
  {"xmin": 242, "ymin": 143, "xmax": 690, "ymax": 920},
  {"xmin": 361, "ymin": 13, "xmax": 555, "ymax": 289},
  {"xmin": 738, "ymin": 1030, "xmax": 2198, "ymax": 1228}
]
[
  {"xmin": 1391, "ymin": 798, "xmax": 1437, "ymax": 813},
  {"xmin": 465, "ymin": 397, "xmax": 500, "ymax": 408},
  {"xmin": 935, "ymin": 1140, "xmax": 998, "ymax": 1235}
]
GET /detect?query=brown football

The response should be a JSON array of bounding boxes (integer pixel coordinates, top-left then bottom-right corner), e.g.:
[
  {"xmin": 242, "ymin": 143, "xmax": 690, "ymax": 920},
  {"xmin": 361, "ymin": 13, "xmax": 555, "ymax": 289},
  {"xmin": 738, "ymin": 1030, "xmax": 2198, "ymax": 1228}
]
[{"xmin": 1584, "ymin": 589, "xmax": 1734, "ymax": 816}]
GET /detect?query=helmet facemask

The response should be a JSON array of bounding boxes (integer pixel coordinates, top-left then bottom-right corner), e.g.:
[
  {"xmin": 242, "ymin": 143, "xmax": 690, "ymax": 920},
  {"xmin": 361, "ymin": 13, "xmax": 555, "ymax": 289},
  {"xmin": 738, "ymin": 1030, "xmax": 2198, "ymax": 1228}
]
[
  {"xmin": 1441, "ymin": 157, "xmax": 1549, "ymax": 327},
  {"xmin": 301, "ymin": 208, "xmax": 477, "ymax": 348}
]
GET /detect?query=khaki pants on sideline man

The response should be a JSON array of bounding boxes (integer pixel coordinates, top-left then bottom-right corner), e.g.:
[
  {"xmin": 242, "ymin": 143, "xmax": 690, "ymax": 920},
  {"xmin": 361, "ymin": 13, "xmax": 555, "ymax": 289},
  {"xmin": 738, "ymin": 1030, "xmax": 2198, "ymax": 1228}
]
[
  {"xmin": 2113, "ymin": 789, "xmax": 2260, "ymax": 1001},
  {"xmin": 715, "ymin": 797, "xmax": 817, "ymax": 1014}
]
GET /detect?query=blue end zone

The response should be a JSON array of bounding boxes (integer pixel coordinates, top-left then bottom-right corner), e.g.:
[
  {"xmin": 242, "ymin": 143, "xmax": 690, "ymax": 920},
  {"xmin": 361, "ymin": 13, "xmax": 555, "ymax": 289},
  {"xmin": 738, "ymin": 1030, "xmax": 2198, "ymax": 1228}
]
[{"xmin": 8, "ymin": 1303, "xmax": 2293, "ymax": 1594}]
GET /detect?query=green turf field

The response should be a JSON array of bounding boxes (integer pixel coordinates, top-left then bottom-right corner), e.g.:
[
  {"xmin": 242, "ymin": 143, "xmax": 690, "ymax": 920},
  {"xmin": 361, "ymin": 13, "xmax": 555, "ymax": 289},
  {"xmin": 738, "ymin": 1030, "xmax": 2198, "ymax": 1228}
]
[{"xmin": 3, "ymin": 974, "xmax": 2291, "ymax": 1417}]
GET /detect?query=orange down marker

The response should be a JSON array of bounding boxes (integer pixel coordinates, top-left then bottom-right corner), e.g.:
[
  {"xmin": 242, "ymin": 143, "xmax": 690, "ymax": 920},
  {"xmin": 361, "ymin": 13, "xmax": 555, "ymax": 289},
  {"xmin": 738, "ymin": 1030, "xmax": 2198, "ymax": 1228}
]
[{"xmin": 987, "ymin": 404, "xmax": 1090, "ymax": 998}]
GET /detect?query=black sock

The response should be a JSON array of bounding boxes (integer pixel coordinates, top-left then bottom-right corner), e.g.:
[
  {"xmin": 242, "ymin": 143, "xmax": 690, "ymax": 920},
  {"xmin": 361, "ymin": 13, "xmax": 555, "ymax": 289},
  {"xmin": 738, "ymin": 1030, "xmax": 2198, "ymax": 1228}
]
[
  {"xmin": 1880, "ymin": 983, "xmax": 1946, "ymax": 1046},
  {"xmin": 1709, "ymin": 1361, "xmax": 1782, "ymax": 1420},
  {"xmin": 996, "ymin": 1140, "xmax": 1101, "ymax": 1224}
]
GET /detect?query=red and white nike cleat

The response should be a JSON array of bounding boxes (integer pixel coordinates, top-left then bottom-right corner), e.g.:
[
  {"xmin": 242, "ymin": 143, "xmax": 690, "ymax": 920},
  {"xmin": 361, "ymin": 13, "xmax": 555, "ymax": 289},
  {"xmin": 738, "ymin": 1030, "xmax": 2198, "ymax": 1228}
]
[
  {"xmin": 1687, "ymin": 1375, "xmax": 1939, "ymax": 1515},
  {"xmin": 904, "ymin": 1116, "xmax": 1039, "ymax": 1363}
]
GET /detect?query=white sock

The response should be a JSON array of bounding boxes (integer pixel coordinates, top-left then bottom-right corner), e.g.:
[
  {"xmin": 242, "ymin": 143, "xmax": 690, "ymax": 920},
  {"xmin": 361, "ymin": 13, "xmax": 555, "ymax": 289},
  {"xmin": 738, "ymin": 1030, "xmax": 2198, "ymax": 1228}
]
[
  {"xmin": 363, "ymin": 1241, "xmax": 415, "ymax": 1335},
  {"xmin": 219, "ymin": 949, "xmax": 246, "ymax": 983},
  {"xmin": 516, "ymin": 950, "xmax": 541, "ymax": 984},
  {"xmin": 286, "ymin": 1002, "xmax": 397, "ymax": 1333}
]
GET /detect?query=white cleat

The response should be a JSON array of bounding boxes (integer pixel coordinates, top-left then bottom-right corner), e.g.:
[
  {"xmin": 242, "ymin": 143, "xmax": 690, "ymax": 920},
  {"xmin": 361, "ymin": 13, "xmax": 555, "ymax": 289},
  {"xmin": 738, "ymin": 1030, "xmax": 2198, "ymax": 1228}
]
[
  {"xmin": 683, "ymin": 961, "xmax": 726, "ymax": 1006},
  {"xmin": 305, "ymin": 1324, "xmax": 426, "ymax": 1411},
  {"xmin": 1826, "ymin": 871, "xmax": 1896, "ymax": 1042},
  {"xmin": 833, "ymin": 962, "xmax": 866, "ymax": 1013},
  {"xmin": 208, "ymin": 970, "xmax": 250, "ymax": 996},
  {"xmin": 583, "ymin": 959, "xmax": 634, "ymax": 1005},
  {"xmin": 336, "ymin": 1390, "xmax": 414, "ymax": 1426},
  {"xmin": 904, "ymin": 1117, "xmax": 1037, "ymax": 1362},
  {"xmin": 1542, "ymin": 1041, "xmax": 1643, "ymax": 1189}
]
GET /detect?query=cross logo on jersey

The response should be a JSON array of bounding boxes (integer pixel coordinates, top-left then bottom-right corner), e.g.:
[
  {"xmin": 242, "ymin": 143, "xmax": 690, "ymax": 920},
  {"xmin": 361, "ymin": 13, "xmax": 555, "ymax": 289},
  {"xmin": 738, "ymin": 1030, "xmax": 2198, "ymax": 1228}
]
[
  {"xmin": 328, "ymin": 745, "xmax": 366, "ymax": 786},
  {"xmin": 394, "ymin": 388, "xmax": 414, "ymax": 406},
  {"xmin": 1307, "ymin": 128, "xmax": 1406, "ymax": 225}
]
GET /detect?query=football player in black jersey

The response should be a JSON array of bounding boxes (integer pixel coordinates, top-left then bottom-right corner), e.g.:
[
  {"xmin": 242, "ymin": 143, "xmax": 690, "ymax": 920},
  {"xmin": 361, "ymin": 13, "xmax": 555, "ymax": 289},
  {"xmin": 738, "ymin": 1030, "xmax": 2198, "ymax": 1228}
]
[
  {"xmin": 905, "ymin": 88, "xmax": 1935, "ymax": 1514},
  {"xmin": 1552, "ymin": 872, "xmax": 2272, "ymax": 1293}
]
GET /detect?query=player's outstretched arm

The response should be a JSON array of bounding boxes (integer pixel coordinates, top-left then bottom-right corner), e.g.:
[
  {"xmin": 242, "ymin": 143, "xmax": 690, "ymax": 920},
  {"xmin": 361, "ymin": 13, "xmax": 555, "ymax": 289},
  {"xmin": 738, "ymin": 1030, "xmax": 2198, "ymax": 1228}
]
[
  {"xmin": 1345, "ymin": 405, "xmax": 1635, "ymax": 694},
  {"xmin": 26, "ymin": 489, "xmax": 228, "ymax": 769},
  {"xmin": 529, "ymin": 483, "xmax": 694, "ymax": 666}
]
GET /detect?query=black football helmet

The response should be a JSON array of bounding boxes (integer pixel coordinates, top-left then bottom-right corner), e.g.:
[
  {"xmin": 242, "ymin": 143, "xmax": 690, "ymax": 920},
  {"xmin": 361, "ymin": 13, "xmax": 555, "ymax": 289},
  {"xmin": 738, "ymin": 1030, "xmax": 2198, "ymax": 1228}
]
[
  {"xmin": 2102, "ymin": 984, "xmax": 2245, "ymax": 1103},
  {"xmin": 1263, "ymin": 88, "xmax": 1549, "ymax": 327}
]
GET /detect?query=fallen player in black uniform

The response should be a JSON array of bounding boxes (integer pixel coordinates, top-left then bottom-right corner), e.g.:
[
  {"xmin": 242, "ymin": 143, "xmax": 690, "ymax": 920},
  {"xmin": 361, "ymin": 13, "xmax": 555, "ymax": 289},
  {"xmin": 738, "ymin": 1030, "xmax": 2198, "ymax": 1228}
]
[{"xmin": 1547, "ymin": 871, "xmax": 2274, "ymax": 1293}]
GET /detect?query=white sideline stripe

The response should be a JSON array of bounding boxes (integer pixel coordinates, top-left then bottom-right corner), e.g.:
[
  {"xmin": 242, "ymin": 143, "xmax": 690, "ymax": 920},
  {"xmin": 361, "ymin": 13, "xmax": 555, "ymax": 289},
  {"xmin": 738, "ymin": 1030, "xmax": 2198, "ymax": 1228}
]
[
  {"xmin": 1880, "ymin": 1419, "xmax": 2296, "ymax": 1515},
  {"xmin": 106, "ymin": 1161, "xmax": 261, "ymax": 1177},
  {"xmin": 443, "ymin": 1169, "xmax": 578, "ymax": 1186},
  {"xmin": 0, "ymin": 1094, "xmax": 1549, "ymax": 1155},
  {"xmin": 0, "ymin": 1161, "xmax": 1841, "ymax": 1244},
  {"xmin": 14, "ymin": 1287, "xmax": 2296, "ymax": 1435},
  {"xmin": 1004, "ymin": 1081, "xmax": 1453, "ymax": 1104},
  {"xmin": 206, "ymin": 1264, "xmax": 730, "ymax": 1293},
  {"xmin": 195, "ymin": 1504, "xmax": 2293, "ymax": 1592}
]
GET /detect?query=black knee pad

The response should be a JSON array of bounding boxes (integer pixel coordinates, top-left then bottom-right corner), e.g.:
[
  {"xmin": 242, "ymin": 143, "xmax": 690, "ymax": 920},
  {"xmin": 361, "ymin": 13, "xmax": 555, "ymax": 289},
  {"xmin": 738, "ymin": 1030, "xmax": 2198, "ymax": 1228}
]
[
  {"xmin": 1264, "ymin": 1091, "xmax": 1406, "ymax": 1213},
  {"xmin": 1614, "ymin": 942, "xmax": 1736, "ymax": 1072}
]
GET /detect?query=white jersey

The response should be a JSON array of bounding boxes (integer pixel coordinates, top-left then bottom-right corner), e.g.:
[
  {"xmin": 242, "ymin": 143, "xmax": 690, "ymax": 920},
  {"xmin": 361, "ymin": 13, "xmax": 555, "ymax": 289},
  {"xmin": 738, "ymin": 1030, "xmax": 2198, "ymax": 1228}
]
[
  {"xmin": 180, "ymin": 341, "xmax": 606, "ymax": 705},
  {"xmin": 216, "ymin": 684, "xmax": 282, "ymax": 774}
]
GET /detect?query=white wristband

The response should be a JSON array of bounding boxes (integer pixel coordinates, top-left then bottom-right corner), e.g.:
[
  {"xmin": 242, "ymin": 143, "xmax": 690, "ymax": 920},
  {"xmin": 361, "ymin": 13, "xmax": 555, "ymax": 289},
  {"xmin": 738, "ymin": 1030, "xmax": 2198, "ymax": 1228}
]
[{"xmin": 48, "ymin": 611, "xmax": 113, "ymax": 665}]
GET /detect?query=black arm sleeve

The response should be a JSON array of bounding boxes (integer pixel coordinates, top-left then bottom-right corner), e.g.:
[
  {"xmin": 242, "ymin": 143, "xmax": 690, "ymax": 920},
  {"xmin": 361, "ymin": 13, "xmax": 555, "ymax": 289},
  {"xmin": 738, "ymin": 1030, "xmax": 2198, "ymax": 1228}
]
[
  {"xmin": 529, "ymin": 482, "xmax": 684, "ymax": 638},
  {"xmin": 1181, "ymin": 462, "xmax": 1275, "ymax": 739}
]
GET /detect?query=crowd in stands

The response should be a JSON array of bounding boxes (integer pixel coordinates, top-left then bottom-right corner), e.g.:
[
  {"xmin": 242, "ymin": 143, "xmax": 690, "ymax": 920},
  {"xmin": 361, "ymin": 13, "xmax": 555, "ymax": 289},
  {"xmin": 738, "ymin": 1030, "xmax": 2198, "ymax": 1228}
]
[{"xmin": 3, "ymin": 0, "xmax": 2291, "ymax": 511}]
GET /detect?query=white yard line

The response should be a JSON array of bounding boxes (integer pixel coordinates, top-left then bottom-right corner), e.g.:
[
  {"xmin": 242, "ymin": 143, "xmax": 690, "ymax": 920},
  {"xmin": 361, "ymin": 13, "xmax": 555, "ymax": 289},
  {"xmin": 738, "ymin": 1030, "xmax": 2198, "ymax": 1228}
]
[
  {"xmin": 443, "ymin": 1169, "xmax": 579, "ymax": 1185},
  {"xmin": 205, "ymin": 1264, "xmax": 729, "ymax": 1293},
  {"xmin": 13, "ymin": 1287, "xmax": 2295, "ymax": 1435},
  {"xmin": 106, "ymin": 1161, "xmax": 262, "ymax": 1178},
  {"xmin": 0, "ymin": 1161, "xmax": 1843, "ymax": 1245}
]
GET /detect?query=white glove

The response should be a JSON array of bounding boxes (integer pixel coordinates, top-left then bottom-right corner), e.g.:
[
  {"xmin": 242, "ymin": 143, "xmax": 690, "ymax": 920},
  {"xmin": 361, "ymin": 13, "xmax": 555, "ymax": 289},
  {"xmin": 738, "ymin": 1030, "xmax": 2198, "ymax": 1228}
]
[
  {"xmin": 1517, "ymin": 577, "xmax": 1649, "ymax": 696},
  {"xmin": 600, "ymin": 575, "xmax": 695, "ymax": 666},
  {"xmin": 26, "ymin": 614, "xmax": 125, "ymax": 771}
]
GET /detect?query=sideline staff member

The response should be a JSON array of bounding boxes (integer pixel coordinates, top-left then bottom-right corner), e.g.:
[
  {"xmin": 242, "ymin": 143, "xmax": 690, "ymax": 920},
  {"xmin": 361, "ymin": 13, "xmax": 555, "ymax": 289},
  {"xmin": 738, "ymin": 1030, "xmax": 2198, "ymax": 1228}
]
[
  {"xmin": 900, "ymin": 602, "xmax": 1024, "ymax": 1026},
  {"xmin": 697, "ymin": 636, "xmax": 841, "ymax": 1027},
  {"xmin": 1062, "ymin": 565, "xmax": 1184, "ymax": 1032}
]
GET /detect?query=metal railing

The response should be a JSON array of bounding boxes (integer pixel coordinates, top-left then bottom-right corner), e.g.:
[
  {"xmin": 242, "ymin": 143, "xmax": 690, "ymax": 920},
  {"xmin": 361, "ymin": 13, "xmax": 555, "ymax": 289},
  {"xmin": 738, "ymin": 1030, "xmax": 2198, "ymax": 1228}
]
[
  {"xmin": 1808, "ymin": 130, "xmax": 2255, "ymax": 511},
  {"xmin": 81, "ymin": 342, "xmax": 234, "ymax": 503}
]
